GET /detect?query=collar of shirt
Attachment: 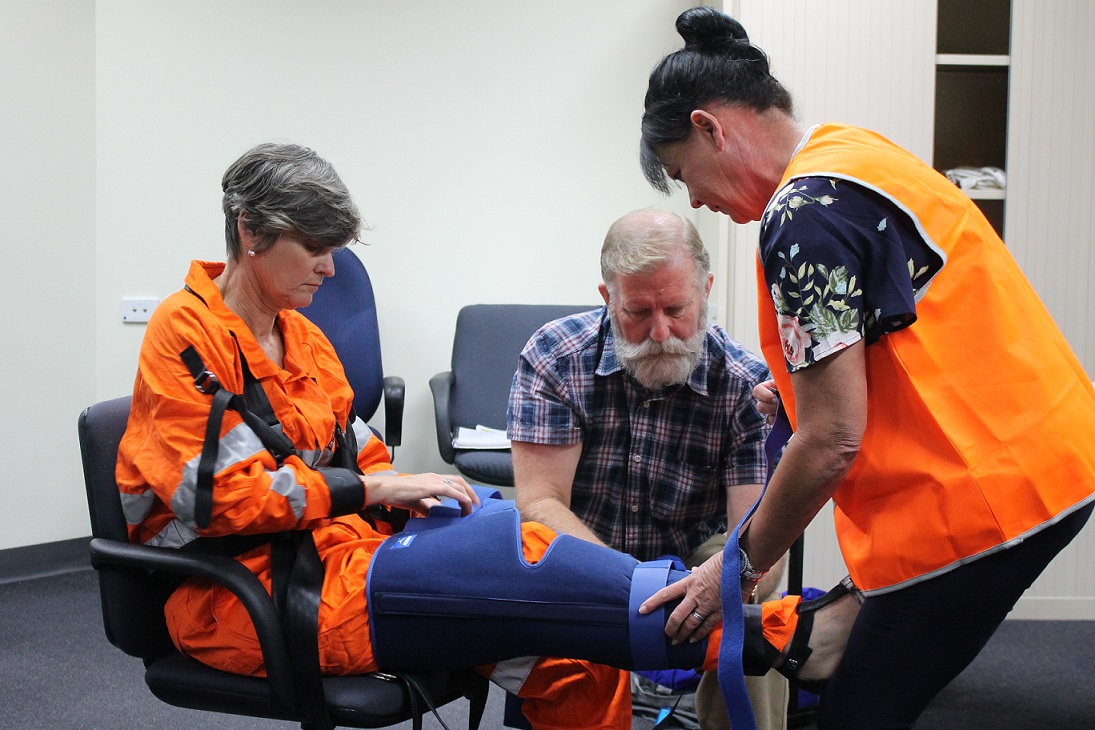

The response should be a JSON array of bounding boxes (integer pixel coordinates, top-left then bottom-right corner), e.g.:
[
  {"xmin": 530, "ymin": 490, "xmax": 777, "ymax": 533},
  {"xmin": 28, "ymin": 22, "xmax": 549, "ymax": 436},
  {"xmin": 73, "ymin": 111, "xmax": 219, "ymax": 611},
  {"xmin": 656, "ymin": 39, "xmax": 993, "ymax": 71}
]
[{"xmin": 594, "ymin": 309, "xmax": 713, "ymax": 398}]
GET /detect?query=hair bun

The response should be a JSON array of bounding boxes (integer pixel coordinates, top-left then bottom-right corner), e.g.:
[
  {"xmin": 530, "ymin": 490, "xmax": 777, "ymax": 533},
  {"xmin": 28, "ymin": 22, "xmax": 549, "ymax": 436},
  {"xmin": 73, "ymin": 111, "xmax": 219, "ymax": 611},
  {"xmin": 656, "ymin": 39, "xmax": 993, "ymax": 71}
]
[{"xmin": 676, "ymin": 6, "xmax": 754, "ymax": 58}]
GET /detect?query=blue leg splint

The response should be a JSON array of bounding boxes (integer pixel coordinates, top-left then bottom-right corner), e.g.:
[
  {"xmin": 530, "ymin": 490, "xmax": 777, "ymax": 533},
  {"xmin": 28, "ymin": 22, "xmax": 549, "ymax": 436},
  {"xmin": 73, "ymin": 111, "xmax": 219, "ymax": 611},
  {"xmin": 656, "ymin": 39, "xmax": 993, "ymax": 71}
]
[{"xmin": 366, "ymin": 497, "xmax": 706, "ymax": 673}]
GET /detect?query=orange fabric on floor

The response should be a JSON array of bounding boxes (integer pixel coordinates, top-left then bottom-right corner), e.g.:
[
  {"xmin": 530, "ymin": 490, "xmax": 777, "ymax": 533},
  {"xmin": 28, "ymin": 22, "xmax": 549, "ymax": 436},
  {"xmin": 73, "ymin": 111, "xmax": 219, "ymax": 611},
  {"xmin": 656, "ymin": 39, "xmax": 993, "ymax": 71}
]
[{"xmin": 517, "ymin": 656, "xmax": 632, "ymax": 730}]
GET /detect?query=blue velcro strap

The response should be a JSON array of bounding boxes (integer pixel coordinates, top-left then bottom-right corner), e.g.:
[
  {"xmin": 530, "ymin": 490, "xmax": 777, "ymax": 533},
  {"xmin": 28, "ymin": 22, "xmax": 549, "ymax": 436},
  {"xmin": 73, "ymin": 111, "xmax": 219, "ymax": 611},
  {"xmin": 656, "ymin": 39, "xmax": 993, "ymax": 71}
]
[
  {"xmin": 718, "ymin": 403, "xmax": 793, "ymax": 730},
  {"xmin": 629, "ymin": 559, "xmax": 674, "ymax": 669},
  {"xmin": 403, "ymin": 484, "xmax": 503, "ymax": 532}
]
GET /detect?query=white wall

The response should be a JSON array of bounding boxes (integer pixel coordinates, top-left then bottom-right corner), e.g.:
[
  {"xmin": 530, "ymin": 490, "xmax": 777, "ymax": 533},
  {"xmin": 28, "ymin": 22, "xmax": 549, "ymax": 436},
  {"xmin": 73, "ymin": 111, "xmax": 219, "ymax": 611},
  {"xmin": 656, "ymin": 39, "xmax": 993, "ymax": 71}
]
[
  {"xmin": 95, "ymin": 0, "xmax": 700, "ymax": 475},
  {"xmin": 0, "ymin": 0, "xmax": 702, "ymax": 551},
  {"xmin": 0, "ymin": 0, "xmax": 97, "ymax": 550}
]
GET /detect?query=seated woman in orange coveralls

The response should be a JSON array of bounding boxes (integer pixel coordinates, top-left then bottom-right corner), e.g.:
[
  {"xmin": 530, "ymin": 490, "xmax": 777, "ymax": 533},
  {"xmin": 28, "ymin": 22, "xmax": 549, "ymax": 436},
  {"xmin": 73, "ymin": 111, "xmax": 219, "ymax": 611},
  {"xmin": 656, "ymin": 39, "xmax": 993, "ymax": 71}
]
[{"xmin": 116, "ymin": 141, "xmax": 843, "ymax": 730}]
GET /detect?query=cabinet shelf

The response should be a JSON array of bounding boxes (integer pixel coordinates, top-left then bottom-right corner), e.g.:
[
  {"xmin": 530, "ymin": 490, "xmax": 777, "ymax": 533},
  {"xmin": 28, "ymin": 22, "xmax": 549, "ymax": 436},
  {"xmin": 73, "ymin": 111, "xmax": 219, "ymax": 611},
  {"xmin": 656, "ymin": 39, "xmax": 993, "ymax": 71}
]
[
  {"xmin": 936, "ymin": 53, "xmax": 1009, "ymax": 67},
  {"xmin": 963, "ymin": 188, "xmax": 1006, "ymax": 200}
]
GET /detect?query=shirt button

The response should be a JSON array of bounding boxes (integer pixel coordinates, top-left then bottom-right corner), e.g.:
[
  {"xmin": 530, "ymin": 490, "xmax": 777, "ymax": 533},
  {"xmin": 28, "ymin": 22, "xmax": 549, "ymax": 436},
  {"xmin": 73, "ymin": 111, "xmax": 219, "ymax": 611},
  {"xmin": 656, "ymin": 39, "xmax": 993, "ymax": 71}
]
[
  {"xmin": 643, "ymin": 401, "xmax": 650, "ymax": 408},
  {"xmin": 632, "ymin": 454, "xmax": 641, "ymax": 463},
  {"xmin": 630, "ymin": 504, "xmax": 639, "ymax": 513}
]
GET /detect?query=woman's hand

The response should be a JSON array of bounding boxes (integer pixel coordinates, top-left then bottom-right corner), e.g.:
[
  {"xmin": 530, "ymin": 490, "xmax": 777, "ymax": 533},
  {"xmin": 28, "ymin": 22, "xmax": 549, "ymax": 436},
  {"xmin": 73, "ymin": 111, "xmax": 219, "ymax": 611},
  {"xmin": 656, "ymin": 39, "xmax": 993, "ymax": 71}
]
[
  {"xmin": 638, "ymin": 550, "xmax": 723, "ymax": 644},
  {"xmin": 362, "ymin": 472, "xmax": 479, "ymax": 517},
  {"xmin": 753, "ymin": 379, "xmax": 779, "ymax": 421}
]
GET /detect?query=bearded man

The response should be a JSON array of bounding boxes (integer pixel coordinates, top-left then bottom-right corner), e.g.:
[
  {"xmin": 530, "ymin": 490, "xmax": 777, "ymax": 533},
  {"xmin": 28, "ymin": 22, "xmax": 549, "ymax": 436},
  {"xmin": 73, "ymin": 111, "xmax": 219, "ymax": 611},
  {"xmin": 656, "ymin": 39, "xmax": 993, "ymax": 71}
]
[{"xmin": 507, "ymin": 208, "xmax": 789, "ymax": 730}]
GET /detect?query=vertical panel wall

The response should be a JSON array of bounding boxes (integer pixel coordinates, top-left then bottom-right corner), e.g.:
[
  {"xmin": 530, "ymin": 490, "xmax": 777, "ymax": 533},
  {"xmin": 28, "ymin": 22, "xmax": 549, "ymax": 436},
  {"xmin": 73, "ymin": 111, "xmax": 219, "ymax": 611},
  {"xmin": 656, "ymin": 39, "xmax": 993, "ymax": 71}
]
[
  {"xmin": 1007, "ymin": 1, "xmax": 1095, "ymax": 374},
  {"xmin": 716, "ymin": 0, "xmax": 937, "ymax": 593},
  {"xmin": 1004, "ymin": 0, "xmax": 1095, "ymax": 618}
]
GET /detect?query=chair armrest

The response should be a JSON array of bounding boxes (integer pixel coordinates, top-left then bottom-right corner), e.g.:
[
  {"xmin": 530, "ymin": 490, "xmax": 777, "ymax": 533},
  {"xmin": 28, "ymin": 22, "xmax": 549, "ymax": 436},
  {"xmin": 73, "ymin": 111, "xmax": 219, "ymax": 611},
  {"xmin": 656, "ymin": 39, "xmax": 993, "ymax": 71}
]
[
  {"xmin": 89, "ymin": 537, "xmax": 296, "ymax": 712},
  {"xmin": 381, "ymin": 375, "xmax": 405, "ymax": 448},
  {"xmin": 428, "ymin": 371, "xmax": 456, "ymax": 464}
]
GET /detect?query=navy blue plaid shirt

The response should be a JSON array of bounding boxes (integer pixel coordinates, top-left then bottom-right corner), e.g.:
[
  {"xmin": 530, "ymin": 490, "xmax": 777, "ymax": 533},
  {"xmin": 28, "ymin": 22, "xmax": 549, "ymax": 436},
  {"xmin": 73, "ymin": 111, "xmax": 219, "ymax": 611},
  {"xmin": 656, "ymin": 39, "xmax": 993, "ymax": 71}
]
[{"xmin": 507, "ymin": 308, "xmax": 770, "ymax": 561}]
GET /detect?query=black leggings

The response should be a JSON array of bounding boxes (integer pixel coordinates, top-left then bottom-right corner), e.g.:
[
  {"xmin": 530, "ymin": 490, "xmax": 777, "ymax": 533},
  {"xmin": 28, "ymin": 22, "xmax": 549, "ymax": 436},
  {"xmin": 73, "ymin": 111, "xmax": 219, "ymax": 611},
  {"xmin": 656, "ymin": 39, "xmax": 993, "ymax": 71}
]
[{"xmin": 817, "ymin": 502, "xmax": 1093, "ymax": 729}]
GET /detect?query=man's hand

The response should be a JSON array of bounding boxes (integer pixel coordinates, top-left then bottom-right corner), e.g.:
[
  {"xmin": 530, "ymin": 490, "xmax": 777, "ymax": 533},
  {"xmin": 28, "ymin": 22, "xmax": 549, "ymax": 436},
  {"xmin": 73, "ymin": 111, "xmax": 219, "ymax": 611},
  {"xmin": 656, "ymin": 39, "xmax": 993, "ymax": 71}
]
[
  {"xmin": 639, "ymin": 550, "xmax": 723, "ymax": 644},
  {"xmin": 753, "ymin": 378, "xmax": 779, "ymax": 421}
]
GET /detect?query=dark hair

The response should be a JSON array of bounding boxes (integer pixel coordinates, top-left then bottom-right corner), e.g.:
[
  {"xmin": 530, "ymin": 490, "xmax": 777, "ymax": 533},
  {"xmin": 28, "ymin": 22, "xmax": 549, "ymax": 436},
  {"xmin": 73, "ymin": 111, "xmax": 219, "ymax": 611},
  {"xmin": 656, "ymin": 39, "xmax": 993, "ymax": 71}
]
[
  {"xmin": 641, "ymin": 7, "xmax": 793, "ymax": 193},
  {"xmin": 222, "ymin": 142, "xmax": 362, "ymax": 260}
]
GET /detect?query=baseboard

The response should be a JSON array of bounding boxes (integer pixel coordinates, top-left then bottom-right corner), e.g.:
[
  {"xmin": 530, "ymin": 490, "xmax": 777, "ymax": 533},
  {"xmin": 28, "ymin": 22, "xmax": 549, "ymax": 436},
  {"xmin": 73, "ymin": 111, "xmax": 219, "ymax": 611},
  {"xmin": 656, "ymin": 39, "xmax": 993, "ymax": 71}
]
[
  {"xmin": 0, "ymin": 536, "xmax": 92, "ymax": 585},
  {"xmin": 1009, "ymin": 596, "xmax": 1095, "ymax": 620}
]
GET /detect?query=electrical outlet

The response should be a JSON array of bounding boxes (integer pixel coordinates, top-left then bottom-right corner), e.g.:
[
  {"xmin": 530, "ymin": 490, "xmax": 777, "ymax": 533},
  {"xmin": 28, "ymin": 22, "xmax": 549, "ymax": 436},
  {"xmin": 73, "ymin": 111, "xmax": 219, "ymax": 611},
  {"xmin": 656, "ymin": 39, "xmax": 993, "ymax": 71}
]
[{"xmin": 121, "ymin": 297, "xmax": 159, "ymax": 323}]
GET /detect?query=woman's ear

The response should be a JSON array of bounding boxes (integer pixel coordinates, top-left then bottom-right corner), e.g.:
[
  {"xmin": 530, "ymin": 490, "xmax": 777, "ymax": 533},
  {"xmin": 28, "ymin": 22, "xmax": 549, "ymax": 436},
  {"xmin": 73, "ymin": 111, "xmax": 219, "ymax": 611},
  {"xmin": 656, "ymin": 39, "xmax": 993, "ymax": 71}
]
[
  {"xmin": 237, "ymin": 216, "xmax": 253, "ymax": 246},
  {"xmin": 689, "ymin": 109, "xmax": 725, "ymax": 151}
]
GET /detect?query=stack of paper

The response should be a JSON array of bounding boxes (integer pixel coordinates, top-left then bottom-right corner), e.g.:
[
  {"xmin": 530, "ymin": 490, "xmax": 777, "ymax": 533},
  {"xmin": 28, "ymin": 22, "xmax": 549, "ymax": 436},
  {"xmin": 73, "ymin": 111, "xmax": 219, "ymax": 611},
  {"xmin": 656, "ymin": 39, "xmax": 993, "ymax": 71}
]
[{"xmin": 452, "ymin": 425, "xmax": 511, "ymax": 450}]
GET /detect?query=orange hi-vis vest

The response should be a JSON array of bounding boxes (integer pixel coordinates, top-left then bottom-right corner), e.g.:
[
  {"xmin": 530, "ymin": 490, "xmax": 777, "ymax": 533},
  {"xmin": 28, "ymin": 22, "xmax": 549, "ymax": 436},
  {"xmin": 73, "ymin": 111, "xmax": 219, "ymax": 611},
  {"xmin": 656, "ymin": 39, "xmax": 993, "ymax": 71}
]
[{"xmin": 756, "ymin": 123, "xmax": 1095, "ymax": 594}]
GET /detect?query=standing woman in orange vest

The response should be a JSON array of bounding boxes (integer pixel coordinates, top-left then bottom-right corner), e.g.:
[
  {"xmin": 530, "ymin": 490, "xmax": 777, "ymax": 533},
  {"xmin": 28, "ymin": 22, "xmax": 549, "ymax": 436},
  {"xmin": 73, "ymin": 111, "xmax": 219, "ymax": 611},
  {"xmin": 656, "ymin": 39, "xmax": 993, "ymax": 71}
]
[{"xmin": 638, "ymin": 7, "xmax": 1095, "ymax": 728}]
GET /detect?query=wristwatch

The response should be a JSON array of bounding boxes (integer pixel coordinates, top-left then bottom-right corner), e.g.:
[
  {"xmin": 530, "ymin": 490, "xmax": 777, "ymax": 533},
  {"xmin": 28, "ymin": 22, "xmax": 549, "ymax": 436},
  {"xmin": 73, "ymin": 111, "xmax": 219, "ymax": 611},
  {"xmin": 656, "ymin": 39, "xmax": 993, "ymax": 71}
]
[{"xmin": 739, "ymin": 546, "xmax": 768, "ymax": 583}]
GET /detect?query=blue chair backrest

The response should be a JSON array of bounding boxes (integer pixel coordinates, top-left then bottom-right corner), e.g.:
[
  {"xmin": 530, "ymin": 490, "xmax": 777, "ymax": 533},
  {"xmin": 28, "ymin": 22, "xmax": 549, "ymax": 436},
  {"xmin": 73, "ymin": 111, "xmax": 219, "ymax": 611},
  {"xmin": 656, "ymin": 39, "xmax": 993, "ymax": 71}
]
[{"xmin": 299, "ymin": 247, "xmax": 384, "ymax": 422}]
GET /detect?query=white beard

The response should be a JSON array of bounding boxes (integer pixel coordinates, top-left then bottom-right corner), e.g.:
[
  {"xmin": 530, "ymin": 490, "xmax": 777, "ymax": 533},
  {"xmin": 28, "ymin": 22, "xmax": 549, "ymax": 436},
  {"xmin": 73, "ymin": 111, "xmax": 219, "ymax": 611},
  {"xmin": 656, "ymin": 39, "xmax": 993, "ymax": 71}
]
[{"xmin": 612, "ymin": 305, "xmax": 708, "ymax": 390}]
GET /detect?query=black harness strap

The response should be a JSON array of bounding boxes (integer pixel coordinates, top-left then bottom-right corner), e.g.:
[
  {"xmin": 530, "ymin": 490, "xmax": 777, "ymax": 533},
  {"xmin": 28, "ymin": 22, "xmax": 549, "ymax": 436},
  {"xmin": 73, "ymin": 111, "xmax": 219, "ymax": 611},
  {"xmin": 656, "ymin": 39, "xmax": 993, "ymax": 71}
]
[
  {"xmin": 179, "ymin": 343, "xmax": 296, "ymax": 528},
  {"xmin": 175, "ymin": 317, "xmax": 445, "ymax": 729},
  {"xmin": 283, "ymin": 530, "xmax": 330, "ymax": 728},
  {"xmin": 178, "ymin": 342, "xmax": 333, "ymax": 728}
]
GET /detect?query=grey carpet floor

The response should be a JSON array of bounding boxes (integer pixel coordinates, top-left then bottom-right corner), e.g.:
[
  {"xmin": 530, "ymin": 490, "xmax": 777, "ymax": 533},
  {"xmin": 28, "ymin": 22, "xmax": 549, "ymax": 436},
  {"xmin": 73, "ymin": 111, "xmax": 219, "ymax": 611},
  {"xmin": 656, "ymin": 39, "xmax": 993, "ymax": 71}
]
[{"xmin": 2, "ymin": 569, "xmax": 1093, "ymax": 729}]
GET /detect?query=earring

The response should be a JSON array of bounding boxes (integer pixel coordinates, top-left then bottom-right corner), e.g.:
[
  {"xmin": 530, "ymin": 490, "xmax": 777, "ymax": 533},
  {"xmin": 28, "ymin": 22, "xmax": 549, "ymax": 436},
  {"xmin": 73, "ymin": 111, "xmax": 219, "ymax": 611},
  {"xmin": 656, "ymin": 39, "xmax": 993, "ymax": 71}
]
[{"xmin": 248, "ymin": 250, "xmax": 256, "ymax": 257}]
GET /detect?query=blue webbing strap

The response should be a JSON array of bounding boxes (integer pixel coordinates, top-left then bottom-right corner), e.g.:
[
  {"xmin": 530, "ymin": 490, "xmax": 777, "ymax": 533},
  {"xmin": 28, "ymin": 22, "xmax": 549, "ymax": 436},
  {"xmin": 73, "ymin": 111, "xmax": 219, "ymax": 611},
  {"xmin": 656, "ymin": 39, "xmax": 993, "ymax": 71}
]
[
  {"xmin": 628, "ymin": 559, "xmax": 674, "ymax": 669},
  {"xmin": 718, "ymin": 404, "xmax": 793, "ymax": 730}
]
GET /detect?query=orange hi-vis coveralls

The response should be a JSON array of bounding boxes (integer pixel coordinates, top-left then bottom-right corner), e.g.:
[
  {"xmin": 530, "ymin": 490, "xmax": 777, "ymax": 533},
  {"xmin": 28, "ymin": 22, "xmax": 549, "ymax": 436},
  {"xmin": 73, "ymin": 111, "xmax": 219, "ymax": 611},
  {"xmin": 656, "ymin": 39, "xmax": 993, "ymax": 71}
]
[
  {"xmin": 756, "ymin": 124, "xmax": 1095, "ymax": 595},
  {"xmin": 116, "ymin": 260, "xmax": 632, "ymax": 730}
]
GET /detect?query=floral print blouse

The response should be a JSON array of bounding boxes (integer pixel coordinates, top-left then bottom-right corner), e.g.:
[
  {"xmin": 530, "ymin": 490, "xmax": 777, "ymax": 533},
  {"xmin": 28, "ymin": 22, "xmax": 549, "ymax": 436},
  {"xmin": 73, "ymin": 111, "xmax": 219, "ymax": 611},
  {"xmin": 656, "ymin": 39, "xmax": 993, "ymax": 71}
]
[{"xmin": 759, "ymin": 177, "xmax": 944, "ymax": 371}]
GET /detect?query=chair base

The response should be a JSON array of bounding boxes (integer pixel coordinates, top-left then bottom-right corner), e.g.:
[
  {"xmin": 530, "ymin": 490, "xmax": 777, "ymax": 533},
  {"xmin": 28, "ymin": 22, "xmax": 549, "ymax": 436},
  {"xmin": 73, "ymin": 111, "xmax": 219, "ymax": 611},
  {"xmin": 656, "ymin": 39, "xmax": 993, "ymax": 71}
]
[{"xmin": 146, "ymin": 653, "xmax": 486, "ymax": 728}]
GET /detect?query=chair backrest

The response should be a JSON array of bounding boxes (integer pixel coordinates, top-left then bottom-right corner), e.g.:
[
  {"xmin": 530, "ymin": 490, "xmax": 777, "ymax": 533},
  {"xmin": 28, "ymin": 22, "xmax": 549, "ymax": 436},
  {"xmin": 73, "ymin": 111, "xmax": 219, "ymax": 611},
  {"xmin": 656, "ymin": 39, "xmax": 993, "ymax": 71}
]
[
  {"xmin": 298, "ymin": 247, "xmax": 384, "ymax": 422},
  {"xmin": 449, "ymin": 304, "xmax": 599, "ymax": 431},
  {"xmin": 80, "ymin": 396, "xmax": 134, "ymax": 542},
  {"xmin": 79, "ymin": 395, "xmax": 177, "ymax": 660}
]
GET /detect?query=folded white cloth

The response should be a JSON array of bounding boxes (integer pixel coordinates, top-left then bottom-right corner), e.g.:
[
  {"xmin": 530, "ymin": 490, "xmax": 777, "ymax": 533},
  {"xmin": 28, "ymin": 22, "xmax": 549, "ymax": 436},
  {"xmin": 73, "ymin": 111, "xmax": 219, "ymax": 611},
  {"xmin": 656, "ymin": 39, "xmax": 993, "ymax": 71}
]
[{"xmin": 945, "ymin": 166, "xmax": 1006, "ymax": 190}]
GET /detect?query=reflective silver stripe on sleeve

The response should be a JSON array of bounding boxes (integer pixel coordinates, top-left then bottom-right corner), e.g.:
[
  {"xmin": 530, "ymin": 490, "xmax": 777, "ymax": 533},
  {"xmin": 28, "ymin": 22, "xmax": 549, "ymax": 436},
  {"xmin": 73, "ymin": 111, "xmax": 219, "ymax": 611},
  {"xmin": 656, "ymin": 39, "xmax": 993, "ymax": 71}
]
[
  {"xmin": 267, "ymin": 463, "xmax": 308, "ymax": 519},
  {"xmin": 145, "ymin": 519, "xmax": 199, "ymax": 549},
  {"xmin": 297, "ymin": 448, "xmax": 321, "ymax": 467},
  {"xmin": 172, "ymin": 421, "xmax": 307, "ymax": 528},
  {"xmin": 120, "ymin": 490, "xmax": 159, "ymax": 525},
  {"xmin": 352, "ymin": 417, "xmax": 374, "ymax": 455}
]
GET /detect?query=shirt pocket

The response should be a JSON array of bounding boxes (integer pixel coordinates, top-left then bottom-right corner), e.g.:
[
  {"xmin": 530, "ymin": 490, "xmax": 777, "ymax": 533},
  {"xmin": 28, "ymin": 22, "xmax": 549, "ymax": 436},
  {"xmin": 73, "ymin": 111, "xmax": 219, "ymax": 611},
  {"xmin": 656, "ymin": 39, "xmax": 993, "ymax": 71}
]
[{"xmin": 648, "ymin": 455, "xmax": 720, "ymax": 526}]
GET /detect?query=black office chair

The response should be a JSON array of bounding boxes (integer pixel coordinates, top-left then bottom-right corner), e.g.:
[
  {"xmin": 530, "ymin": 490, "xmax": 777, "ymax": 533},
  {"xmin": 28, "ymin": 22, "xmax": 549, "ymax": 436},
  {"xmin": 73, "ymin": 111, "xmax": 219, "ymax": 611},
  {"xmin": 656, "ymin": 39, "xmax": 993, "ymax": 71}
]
[
  {"xmin": 429, "ymin": 304, "xmax": 598, "ymax": 487},
  {"xmin": 300, "ymin": 247, "xmax": 404, "ymax": 454},
  {"xmin": 79, "ymin": 395, "xmax": 486, "ymax": 729}
]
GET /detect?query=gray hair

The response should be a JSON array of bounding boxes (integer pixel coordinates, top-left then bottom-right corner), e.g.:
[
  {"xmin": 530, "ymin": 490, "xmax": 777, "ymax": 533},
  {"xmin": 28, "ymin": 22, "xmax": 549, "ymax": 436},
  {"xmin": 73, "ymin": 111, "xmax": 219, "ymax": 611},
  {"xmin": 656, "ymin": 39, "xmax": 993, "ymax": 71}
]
[
  {"xmin": 221, "ymin": 142, "xmax": 362, "ymax": 260},
  {"xmin": 600, "ymin": 209, "xmax": 711, "ymax": 294}
]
